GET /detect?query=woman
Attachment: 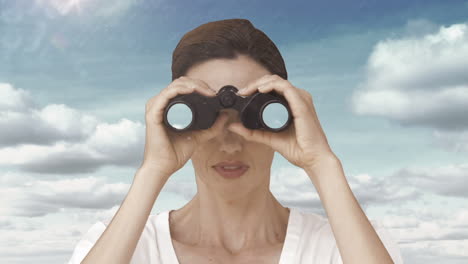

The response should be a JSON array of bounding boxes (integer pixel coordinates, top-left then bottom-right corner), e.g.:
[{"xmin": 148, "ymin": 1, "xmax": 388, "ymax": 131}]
[{"xmin": 68, "ymin": 19, "xmax": 403, "ymax": 263}]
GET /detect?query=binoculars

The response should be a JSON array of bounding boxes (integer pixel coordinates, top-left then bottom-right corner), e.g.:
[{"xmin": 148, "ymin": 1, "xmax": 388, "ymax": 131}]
[{"xmin": 163, "ymin": 85, "xmax": 292, "ymax": 132}]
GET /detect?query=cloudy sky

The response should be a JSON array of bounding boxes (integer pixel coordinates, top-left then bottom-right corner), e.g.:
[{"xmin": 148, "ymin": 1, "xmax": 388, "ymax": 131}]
[{"xmin": 1, "ymin": 0, "xmax": 467, "ymax": 263}]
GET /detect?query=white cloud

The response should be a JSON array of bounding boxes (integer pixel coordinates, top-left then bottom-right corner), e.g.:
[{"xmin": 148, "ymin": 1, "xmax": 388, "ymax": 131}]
[
  {"xmin": 391, "ymin": 162, "xmax": 468, "ymax": 198},
  {"xmin": 270, "ymin": 167, "xmax": 323, "ymax": 214},
  {"xmin": 351, "ymin": 22, "xmax": 468, "ymax": 132},
  {"xmin": 269, "ymin": 166, "xmax": 421, "ymax": 215},
  {"xmin": 0, "ymin": 83, "xmax": 36, "ymax": 111},
  {"xmin": 381, "ymin": 207, "xmax": 468, "ymax": 263},
  {"xmin": 0, "ymin": 83, "xmax": 99, "ymax": 147},
  {"xmin": 0, "ymin": 83, "xmax": 144, "ymax": 174},
  {"xmin": 0, "ymin": 172, "xmax": 129, "ymax": 217},
  {"xmin": 451, "ymin": 209, "xmax": 468, "ymax": 228},
  {"xmin": 38, "ymin": 104, "xmax": 98, "ymax": 137},
  {"xmin": 0, "ymin": 205, "xmax": 121, "ymax": 264},
  {"xmin": 85, "ymin": 118, "xmax": 144, "ymax": 164}
]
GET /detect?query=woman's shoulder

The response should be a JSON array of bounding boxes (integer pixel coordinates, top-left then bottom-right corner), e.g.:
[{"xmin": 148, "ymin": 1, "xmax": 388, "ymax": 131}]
[
  {"xmin": 67, "ymin": 211, "xmax": 168, "ymax": 264},
  {"xmin": 293, "ymin": 209, "xmax": 347, "ymax": 251}
]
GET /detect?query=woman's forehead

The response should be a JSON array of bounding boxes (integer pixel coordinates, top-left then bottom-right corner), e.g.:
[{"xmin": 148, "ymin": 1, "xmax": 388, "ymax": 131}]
[{"xmin": 185, "ymin": 55, "xmax": 271, "ymax": 92}]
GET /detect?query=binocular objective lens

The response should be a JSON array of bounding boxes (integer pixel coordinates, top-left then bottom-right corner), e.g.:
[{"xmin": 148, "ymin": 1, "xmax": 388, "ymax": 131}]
[
  {"xmin": 166, "ymin": 103, "xmax": 193, "ymax": 130},
  {"xmin": 262, "ymin": 102, "xmax": 289, "ymax": 130}
]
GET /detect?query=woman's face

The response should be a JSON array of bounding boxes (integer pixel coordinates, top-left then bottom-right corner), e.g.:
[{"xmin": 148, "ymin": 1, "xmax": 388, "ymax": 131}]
[{"xmin": 186, "ymin": 54, "xmax": 275, "ymax": 197}]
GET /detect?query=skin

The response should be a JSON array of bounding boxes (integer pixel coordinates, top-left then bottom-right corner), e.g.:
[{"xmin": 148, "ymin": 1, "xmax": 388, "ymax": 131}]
[{"xmin": 169, "ymin": 54, "xmax": 291, "ymax": 257}]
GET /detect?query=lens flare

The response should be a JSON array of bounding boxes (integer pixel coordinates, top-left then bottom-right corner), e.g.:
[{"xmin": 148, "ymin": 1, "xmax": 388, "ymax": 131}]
[{"xmin": 35, "ymin": 0, "xmax": 88, "ymax": 16}]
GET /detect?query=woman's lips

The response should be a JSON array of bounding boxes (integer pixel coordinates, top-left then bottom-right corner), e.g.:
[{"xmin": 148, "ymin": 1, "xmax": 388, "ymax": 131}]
[
  {"xmin": 212, "ymin": 165, "xmax": 249, "ymax": 178},
  {"xmin": 212, "ymin": 160, "xmax": 249, "ymax": 179},
  {"xmin": 213, "ymin": 160, "xmax": 248, "ymax": 167}
]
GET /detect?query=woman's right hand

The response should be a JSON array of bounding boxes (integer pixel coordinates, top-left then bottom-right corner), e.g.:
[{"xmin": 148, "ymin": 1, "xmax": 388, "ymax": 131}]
[{"xmin": 140, "ymin": 76, "xmax": 230, "ymax": 178}]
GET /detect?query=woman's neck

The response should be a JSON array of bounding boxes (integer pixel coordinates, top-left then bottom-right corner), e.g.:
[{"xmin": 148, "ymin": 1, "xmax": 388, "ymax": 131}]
[{"xmin": 169, "ymin": 188, "xmax": 290, "ymax": 254}]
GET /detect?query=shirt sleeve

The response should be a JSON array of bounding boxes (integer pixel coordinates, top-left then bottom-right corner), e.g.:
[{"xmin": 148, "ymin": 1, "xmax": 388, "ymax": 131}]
[
  {"xmin": 331, "ymin": 220, "xmax": 404, "ymax": 264},
  {"xmin": 67, "ymin": 221, "xmax": 107, "ymax": 264}
]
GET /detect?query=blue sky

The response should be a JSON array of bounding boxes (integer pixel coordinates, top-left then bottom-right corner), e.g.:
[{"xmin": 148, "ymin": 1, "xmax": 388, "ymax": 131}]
[{"xmin": 1, "ymin": 0, "xmax": 468, "ymax": 263}]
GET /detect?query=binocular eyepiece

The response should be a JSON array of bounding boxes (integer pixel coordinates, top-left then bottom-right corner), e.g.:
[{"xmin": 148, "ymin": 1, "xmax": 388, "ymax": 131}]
[{"xmin": 163, "ymin": 85, "xmax": 292, "ymax": 133}]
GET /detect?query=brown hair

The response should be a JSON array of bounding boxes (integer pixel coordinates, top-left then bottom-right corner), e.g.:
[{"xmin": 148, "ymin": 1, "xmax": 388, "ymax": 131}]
[{"xmin": 171, "ymin": 18, "xmax": 287, "ymax": 81}]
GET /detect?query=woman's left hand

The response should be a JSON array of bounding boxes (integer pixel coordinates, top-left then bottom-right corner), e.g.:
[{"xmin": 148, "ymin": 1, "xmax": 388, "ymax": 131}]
[{"xmin": 227, "ymin": 74, "xmax": 337, "ymax": 171}]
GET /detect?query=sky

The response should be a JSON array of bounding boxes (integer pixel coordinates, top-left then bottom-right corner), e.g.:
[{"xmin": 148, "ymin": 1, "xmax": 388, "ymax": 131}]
[{"xmin": 0, "ymin": 0, "xmax": 467, "ymax": 263}]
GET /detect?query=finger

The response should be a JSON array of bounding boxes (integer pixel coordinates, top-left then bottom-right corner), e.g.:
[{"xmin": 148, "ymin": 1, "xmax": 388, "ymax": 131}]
[
  {"xmin": 151, "ymin": 76, "xmax": 215, "ymax": 124},
  {"xmin": 297, "ymin": 88, "xmax": 313, "ymax": 103},
  {"xmin": 178, "ymin": 76, "xmax": 217, "ymax": 97},
  {"xmin": 227, "ymin": 121, "xmax": 273, "ymax": 146},
  {"xmin": 236, "ymin": 74, "xmax": 277, "ymax": 96},
  {"xmin": 259, "ymin": 81, "xmax": 322, "ymax": 142},
  {"xmin": 149, "ymin": 85, "xmax": 195, "ymax": 125},
  {"xmin": 256, "ymin": 80, "xmax": 316, "ymax": 139},
  {"xmin": 256, "ymin": 79, "xmax": 310, "ymax": 117}
]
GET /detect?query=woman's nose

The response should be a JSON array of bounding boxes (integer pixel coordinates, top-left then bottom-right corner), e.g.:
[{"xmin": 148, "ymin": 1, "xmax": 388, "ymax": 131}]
[
  {"xmin": 219, "ymin": 129, "xmax": 243, "ymax": 153},
  {"xmin": 217, "ymin": 111, "xmax": 243, "ymax": 153}
]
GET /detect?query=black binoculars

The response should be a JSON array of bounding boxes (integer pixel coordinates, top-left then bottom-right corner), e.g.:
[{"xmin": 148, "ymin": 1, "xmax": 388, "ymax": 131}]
[{"xmin": 163, "ymin": 85, "xmax": 292, "ymax": 132}]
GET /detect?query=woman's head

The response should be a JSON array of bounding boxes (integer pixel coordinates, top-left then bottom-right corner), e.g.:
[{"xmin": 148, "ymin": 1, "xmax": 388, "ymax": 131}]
[
  {"xmin": 172, "ymin": 18, "xmax": 287, "ymax": 81},
  {"xmin": 171, "ymin": 19, "xmax": 287, "ymax": 199}
]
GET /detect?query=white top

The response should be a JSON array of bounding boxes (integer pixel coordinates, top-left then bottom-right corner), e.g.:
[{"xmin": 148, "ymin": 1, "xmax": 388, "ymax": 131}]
[{"xmin": 67, "ymin": 207, "xmax": 404, "ymax": 263}]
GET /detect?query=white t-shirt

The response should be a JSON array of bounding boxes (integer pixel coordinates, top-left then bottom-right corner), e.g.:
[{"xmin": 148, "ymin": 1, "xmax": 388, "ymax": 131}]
[{"xmin": 67, "ymin": 207, "xmax": 404, "ymax": 263}]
